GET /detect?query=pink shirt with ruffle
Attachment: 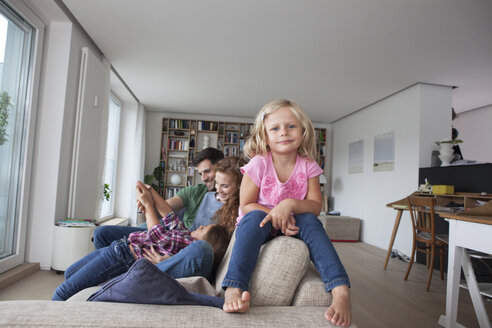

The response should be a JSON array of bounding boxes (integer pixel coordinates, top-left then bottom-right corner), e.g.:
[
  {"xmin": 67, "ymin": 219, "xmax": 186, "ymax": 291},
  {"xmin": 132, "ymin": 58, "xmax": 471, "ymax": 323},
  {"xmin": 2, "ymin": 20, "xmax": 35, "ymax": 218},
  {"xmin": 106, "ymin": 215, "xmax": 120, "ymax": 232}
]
[{"xmin": 237, "ymin": 152, "xmax": 323, "ymax": 223}]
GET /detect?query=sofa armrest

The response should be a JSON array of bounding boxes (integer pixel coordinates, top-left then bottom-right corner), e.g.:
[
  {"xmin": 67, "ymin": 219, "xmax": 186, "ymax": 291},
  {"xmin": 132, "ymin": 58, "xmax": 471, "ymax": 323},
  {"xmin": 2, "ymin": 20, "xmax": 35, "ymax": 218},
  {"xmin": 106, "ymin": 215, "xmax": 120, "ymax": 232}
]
[{"xmin": 215, "ymin": 230, "xmax": 310, "ymax": 306}]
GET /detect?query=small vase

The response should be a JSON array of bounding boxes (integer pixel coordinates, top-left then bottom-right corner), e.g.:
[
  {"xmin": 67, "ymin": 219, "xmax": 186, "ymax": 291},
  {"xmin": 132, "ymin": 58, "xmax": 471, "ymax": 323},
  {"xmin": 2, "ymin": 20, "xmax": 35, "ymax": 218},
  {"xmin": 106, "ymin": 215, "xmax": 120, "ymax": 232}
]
[
  {"xmin": 438, "ymin": 143, "xmax": 454, "ymax": 166},
  {"xmin": 438, "ymin": 154, "xmax": 453, "ymax": 166},
  {"xmin": 439, "ymin": 143, "xmax": 454, "ymax": 156}
]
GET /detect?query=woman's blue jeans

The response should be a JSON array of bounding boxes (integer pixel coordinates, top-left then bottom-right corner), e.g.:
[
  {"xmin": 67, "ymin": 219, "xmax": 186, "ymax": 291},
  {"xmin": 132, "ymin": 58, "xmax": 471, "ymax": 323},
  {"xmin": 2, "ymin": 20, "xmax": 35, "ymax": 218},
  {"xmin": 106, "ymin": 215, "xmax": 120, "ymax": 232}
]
[{"xmin": 222, "ymin": 210, "xmax": 351, "ymax": 292}]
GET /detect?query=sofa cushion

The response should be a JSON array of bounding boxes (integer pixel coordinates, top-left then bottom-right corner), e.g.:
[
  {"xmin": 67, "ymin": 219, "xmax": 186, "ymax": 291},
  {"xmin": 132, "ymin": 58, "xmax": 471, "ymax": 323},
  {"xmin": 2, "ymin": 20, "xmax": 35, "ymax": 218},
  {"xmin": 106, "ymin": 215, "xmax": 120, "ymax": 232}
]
[
  {"xmin": 0, "ymin": 301, "xmax": 357, "ymax": 327},
  {"xmin": 86, "ymin": 258, "xmax": 223, "ymax": 308},
  {"xmin": 291, "ymin": 263, "xmax": 332, "ymax": 306},
  {"xmin": 215, "ymin": 230, "xmax": 310, "ymax": 306}
]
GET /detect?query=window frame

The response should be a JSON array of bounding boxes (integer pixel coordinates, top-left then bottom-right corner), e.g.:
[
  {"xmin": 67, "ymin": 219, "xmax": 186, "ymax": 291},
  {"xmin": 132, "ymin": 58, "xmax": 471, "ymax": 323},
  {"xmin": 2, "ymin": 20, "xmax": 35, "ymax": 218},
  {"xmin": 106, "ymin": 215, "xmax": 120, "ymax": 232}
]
[{"xmin": 99, "ymin": 92, "xmax": 121, "ymax": 221}]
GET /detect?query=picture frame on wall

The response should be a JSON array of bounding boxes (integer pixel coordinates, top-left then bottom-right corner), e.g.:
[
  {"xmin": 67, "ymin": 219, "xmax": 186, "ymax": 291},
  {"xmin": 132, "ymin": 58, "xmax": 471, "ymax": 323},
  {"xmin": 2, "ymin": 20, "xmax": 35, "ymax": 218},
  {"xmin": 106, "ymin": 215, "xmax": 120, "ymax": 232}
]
[
  {"xmin": 348, "ymin": 139, "xmax": 364, "ymax": 174},
  {"xmin": 373, "ymin": 131, "xmax": 395, "ymax": 172}
]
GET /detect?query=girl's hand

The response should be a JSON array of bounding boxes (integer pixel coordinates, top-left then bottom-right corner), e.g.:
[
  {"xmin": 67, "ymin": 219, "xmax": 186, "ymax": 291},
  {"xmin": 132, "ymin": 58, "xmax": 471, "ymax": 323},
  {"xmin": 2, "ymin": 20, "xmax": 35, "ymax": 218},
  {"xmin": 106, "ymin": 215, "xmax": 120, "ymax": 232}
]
[
  {"xmin": 137, "ymin": 200, "xmax": 146, "ymax": 214},
  {"xmin": 283, "ymin": 215, "xmax": 299, "ymax": 236},
  {"xmin": 136, "ymin": 181, "xmax": 154, "ymax": 208},
  {"xmin": 142, "ymin": 245, "xmax": 171, "ymax": 264},
  {"xmin": 260, "ymin": 200, "xmax": 299, "ymax": 235}
]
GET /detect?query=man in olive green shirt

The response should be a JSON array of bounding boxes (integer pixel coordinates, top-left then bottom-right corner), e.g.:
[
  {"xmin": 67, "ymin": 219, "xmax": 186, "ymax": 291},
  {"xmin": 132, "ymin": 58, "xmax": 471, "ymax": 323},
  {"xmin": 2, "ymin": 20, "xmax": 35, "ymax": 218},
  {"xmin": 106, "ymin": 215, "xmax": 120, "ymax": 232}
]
[{"xmin": 93, "ymin": 147, "xmax": 224, "ymax": 247}]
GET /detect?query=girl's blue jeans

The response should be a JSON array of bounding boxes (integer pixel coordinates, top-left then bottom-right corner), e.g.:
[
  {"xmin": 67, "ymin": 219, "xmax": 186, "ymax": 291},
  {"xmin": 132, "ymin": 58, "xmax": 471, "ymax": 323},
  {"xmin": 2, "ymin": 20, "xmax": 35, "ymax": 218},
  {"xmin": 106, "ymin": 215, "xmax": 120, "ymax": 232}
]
[
  {"xmin": 53, "ymin": 239, "xmax": 214, "ymax": 301},
  {"xmin": 52, "ymin": 238, "xmax": 135, "ymax": 301},
  {"xmin": 221, "ymin": 210, "xmax": 351, "ymax": 292}
]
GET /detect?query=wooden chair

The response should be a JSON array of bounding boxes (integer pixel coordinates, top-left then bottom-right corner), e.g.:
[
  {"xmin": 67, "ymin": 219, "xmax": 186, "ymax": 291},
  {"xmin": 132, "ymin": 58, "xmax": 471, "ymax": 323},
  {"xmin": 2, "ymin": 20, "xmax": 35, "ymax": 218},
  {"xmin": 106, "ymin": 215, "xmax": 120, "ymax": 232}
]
[{"xmin": 405, "ymin": 196, "xmax": 448, "ymax": 291}]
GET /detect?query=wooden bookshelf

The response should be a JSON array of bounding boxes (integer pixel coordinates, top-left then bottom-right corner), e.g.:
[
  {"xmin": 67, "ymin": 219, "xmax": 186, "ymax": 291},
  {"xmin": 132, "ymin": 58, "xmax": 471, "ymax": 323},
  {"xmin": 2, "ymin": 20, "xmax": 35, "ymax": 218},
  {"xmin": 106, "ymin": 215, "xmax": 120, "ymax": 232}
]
[
  {"xmin": 159, "ymin": 118, "xmax": 253, "ymax": 199},
  {"xmin": 315, "ymin": 127, "xmax": 326, "ymax": 170},
  {"xmin": 159, "ymin": 118, "xmax": 328, "ymax": 199}
]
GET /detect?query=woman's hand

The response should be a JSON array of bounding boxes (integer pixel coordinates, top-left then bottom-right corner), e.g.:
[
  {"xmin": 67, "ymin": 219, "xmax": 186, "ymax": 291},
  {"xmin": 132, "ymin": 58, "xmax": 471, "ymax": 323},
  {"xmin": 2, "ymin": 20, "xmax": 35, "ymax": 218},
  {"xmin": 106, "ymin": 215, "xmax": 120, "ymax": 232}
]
[{"xmin": 142, "ymin": 245, "xmax": 171, "ymax": 264}]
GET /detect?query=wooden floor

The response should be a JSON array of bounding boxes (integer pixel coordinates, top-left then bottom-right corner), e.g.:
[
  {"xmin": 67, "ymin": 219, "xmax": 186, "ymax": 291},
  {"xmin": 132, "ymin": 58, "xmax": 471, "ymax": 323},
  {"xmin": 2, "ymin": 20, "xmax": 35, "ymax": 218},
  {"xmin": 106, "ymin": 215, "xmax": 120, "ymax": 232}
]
[{"xmin": 0, "ymin": 242, "xmax": 490, "ymax": 327}]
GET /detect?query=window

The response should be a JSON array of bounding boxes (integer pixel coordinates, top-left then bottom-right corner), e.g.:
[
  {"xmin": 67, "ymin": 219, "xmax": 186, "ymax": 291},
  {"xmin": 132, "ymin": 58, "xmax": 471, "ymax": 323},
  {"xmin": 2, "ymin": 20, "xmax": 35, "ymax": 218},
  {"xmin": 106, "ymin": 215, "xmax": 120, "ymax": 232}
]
[
  {"xmin": 0, "ymin": 1, "xmax": 34, "ymax": 266},
  {"xmin": 99, "ymin": 94, "xmax": 121, "ymax": 220}
]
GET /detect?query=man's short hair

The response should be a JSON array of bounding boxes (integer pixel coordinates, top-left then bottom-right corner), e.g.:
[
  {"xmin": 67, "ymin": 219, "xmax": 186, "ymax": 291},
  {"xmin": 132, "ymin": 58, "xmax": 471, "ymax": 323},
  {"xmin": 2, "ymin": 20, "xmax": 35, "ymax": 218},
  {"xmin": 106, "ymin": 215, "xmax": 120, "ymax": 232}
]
[{"xmin": 194, "ymin": 148, "xmax": 224, "ymax": 166}]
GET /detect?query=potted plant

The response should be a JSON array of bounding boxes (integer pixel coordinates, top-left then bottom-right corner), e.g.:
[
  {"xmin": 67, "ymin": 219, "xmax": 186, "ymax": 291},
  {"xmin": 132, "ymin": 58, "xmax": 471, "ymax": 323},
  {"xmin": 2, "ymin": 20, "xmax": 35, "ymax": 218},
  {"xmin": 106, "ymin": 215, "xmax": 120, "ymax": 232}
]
[
  {"xmin": 103, "ymin": 183, "xmax": 112, "ymax": 201},
  {"xmin": 144, "ymin": 165, "xmax": 163, "ymax": 190},
  {"xmin": 0, "ymin": 91, "xmax": 12, "ymax": 146}
]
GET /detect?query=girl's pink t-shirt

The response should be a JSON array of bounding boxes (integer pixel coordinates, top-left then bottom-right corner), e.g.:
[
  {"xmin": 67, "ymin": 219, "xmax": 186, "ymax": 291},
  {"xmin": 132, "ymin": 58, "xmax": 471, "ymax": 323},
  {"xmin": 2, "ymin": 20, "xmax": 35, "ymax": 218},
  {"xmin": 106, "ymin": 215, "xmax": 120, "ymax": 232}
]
[{"xmin": 237, "ymin": 152, "xmax": 323, "ymax": 223}]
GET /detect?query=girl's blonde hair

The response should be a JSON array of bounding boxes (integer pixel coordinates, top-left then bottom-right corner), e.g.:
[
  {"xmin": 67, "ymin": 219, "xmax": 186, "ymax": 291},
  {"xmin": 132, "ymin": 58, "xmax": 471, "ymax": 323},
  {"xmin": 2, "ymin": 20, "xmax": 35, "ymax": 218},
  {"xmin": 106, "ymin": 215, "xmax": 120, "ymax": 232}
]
[{"xmin": 244, "ymin": 99, "xmax": 316, "ymax": 159}]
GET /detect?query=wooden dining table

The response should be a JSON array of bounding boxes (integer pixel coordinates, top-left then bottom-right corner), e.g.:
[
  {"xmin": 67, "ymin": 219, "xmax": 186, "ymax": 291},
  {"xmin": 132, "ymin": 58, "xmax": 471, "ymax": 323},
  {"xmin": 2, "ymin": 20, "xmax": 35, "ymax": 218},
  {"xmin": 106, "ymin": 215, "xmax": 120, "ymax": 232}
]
[
  {"xmin": 384, "ymin": 194, "xmax": 492, "ymax": 327},
  {"xmin": 437, "ymin": 213, "xmax": 492, "ymax": 328}
]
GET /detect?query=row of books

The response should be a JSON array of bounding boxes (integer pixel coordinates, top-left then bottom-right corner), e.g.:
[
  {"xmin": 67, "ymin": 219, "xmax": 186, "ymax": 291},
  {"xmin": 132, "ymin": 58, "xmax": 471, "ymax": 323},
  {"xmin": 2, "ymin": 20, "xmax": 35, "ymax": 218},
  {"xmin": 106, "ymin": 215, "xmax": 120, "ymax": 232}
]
[
  {"xmin": 57, "ymin": 219, "xmax": 95, "ymax": 227},
  {"xmin": 166, "ymin": 187, "xmax": 184, "ymax": 199},
  {"xmin": 169, "ymin": 119, "xmax": 189, "ymax": 129},
  {"xmin": 224, "ymin": 146, "xmax": 238, "ymax": 157},
  {"xmin": 316, "ymin": 130, "xmax": 326, "ymax": 143},
  {"xmin": 168, "ymin": 139, "xmax": 189, "ymax": 150},
  {"xmin": 198, "ymin": 121, "xmax": 218, "ymax": 131},
  {"xmin": 224, "ymin": 132, "xmax": 239, "ymax": 143}
]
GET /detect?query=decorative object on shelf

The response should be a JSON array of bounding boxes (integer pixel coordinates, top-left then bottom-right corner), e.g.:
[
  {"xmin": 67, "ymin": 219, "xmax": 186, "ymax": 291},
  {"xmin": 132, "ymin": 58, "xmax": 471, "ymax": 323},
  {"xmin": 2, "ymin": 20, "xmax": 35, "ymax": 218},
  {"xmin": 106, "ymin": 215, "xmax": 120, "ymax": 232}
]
[
  {"xmin": 178, "ymin": 159, "xmax": 186, "ymax": 171},
  {"xmin": 170, "ymin": 174, "xmax": 182, "ymax": 185},
  {"xmin": 203, "ymin": 135, "xmax": 210, "ymax": 149},
  {"xmin": 435, "ymin": 138, "xmax": 462, "ymax": 167},
  {"xmin": 173, "ymin": 130, "xmax": 185, "ymax": 136},
  {"xmin": 418, "ymin": 178, "xmax": 433, "ymax": 193}
]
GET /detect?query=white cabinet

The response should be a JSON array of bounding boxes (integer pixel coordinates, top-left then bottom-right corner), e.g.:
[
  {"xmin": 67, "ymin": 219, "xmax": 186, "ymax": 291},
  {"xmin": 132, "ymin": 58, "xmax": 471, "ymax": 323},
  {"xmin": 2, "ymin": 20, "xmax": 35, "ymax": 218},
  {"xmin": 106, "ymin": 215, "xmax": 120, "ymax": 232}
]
[{"xmin": 51, "ymin": 225, "xmax": 96, "ymax": 272}]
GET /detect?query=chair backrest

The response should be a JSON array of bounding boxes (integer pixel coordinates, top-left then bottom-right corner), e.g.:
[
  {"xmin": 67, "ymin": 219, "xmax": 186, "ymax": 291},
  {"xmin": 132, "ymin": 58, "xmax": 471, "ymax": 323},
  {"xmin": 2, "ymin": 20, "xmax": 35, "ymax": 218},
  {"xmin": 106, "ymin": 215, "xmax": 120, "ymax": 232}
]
[{"xmin": 406, "ymin": 196, "xmax": 436, "ymax": 238}]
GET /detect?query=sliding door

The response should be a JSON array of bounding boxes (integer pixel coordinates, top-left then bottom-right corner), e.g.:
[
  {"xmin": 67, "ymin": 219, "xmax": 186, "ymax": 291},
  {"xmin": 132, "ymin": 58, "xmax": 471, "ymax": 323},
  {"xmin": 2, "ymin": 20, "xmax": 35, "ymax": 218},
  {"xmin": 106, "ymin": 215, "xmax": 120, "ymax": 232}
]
[{"xmin": 0, "ymin": 0, "xmax": 43, "ymax": 273}]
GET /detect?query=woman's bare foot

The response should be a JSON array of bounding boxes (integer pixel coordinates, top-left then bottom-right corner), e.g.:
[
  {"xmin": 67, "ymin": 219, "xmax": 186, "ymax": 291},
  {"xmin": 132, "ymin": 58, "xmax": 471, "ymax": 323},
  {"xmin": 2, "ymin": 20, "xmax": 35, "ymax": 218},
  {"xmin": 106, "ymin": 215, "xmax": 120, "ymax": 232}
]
[
  {"xmin": 223, "ymin": 287, "xmax": 251, "ymax": 313},
  {"xmin": 325, "ymin": 285, "xmax": 351, "ymax": 327}
]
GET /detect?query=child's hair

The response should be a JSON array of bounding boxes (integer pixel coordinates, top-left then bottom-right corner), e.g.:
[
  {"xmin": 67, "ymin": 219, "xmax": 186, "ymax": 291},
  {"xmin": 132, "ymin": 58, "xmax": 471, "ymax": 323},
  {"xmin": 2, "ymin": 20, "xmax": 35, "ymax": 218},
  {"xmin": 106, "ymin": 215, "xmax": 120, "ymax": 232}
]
[
  {"xmin": 210, "ymin": 156, "xmax": 246, "ymax": 235},
  {"xmin": 202, "ymin": 224, "xmax": 230, "ymax": 271},
  {"xmin": 244, "ymin": 99, "xmax": 316, "ymax": 159}
]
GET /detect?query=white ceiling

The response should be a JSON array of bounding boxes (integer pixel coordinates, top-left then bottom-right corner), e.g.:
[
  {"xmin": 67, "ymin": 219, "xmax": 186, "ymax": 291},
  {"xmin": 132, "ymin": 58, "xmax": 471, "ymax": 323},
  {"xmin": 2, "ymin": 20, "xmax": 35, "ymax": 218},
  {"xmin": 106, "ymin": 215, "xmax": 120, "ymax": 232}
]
[{"xmin": 61, "ymin": 0, "xmax": 492, "ymax": 123}]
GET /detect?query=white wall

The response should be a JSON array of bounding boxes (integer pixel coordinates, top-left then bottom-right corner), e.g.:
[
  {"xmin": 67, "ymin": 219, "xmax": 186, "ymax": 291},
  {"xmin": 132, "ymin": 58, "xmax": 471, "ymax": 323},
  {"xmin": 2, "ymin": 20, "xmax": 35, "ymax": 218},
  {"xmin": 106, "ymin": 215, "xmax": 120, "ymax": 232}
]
[
  {"xmin": 331, "ymin": 83, "xmax": 452, "ymax": 256},
  {"xmin": 453, "ymin": 104, "xmax": 492, "ymax": 163},
  {"xmin": 24, "ymin": 1, "xmax": 106, "ymax": 269}
]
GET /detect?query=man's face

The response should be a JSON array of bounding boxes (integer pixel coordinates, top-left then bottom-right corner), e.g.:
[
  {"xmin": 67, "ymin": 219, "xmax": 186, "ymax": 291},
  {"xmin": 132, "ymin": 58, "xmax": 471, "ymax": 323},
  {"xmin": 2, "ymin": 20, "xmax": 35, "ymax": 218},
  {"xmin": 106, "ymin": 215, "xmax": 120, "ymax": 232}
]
[{"xmin": 197, "ymin": 159, "xmax": 216, "ymax": 191}]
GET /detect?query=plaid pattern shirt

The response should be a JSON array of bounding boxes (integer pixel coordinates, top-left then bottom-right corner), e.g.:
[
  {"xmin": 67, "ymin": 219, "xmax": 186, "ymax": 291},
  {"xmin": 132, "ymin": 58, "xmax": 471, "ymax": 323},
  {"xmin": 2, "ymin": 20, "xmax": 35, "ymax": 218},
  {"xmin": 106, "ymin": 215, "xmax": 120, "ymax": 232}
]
[{"xmin": 127, "ymin": 212, "xmax": 195, "ymax": 260}]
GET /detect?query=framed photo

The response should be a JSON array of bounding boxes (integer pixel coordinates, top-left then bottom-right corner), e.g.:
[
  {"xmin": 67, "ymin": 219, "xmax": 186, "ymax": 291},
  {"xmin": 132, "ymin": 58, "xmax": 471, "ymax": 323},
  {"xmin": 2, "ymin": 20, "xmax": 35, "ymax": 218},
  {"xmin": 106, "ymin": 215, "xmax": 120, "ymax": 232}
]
[
  {"xmin": 373, "ymin": 131, "xmax": 395, "ymax": 172},
  {"xmin": 348, "ymin": 139, "xmax": 364, "ymax": 174}
]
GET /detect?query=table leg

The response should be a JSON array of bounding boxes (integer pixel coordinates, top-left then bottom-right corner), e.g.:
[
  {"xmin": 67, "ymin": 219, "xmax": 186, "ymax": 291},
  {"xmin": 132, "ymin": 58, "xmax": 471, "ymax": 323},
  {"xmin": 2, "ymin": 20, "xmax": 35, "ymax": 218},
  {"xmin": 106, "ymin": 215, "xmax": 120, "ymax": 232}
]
[
  {"xmin": 444, "ymin": 219, "xmax": 463, "ymax": 328},
  {"xmin": 384, "ymin": 209, "xmax": 403, "ymax": 270},
  {"xmin": 462, "ymin": 249, "xmax": 491, "ymax": 328}
]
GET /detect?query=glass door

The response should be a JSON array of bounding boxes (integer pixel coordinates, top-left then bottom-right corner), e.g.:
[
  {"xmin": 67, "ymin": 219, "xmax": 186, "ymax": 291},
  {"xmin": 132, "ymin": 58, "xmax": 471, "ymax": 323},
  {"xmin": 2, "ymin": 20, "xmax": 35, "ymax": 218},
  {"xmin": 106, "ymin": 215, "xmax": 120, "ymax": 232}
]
[{"xmin": 0, "ymin": 1, "xmax": 35, "ymax": 272}]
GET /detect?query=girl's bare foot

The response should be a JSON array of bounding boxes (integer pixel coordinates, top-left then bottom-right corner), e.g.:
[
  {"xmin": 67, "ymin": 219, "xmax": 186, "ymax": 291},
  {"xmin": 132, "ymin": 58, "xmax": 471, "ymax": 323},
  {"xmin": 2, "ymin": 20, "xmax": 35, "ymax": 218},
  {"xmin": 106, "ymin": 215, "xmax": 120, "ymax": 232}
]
[
  {"xmin": 324, "ymin": 285, "xmax": 351, "ymax": 327},
  {"xmin": 223, "ymin": 287, "xmax": 251, "ymax": 313}
]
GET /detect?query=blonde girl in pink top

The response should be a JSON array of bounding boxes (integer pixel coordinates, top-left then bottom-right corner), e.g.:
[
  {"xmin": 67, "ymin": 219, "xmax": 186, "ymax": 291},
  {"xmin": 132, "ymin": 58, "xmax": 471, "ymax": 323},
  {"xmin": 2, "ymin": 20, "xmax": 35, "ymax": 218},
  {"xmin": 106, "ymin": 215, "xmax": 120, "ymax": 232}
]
[{"xmin": 222, "ymin": 99, "xmax": 352, "ymax": 327}]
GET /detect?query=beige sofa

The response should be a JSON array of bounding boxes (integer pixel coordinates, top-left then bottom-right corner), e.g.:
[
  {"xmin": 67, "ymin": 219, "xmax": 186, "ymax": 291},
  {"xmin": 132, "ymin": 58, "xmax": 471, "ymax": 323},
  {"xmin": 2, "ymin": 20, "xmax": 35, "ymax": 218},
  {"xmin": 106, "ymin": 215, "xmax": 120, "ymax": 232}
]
[{"xmin": 0, "ymin": 216, "xmax": 360, "ymax": 327}]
